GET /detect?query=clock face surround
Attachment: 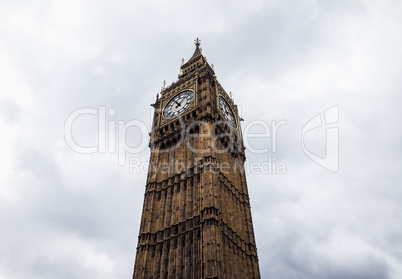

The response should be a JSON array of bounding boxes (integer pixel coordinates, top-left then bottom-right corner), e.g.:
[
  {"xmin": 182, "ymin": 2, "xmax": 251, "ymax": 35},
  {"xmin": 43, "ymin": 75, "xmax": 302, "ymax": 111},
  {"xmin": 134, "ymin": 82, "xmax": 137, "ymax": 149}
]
[
  {"xmin": 218, "ymin": 96, "xmax": 237, "ymax": 129},
  {"xmin": 163, "ymin": 90, "xmax": 195, "ymax": 119}
]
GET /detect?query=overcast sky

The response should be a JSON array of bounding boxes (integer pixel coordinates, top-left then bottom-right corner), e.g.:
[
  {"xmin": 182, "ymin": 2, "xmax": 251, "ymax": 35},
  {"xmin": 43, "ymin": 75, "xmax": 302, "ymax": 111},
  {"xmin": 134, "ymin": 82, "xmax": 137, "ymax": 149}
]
[{"xmin": 1, "ymin": 0, "xmax": 402, "ymax": 278}]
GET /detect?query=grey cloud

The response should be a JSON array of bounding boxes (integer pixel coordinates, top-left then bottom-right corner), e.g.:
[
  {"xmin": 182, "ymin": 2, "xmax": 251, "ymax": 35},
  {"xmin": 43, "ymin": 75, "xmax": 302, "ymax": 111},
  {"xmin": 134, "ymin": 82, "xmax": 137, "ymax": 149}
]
[{"xmin": 1, "ymin": 0, "xmax": 402, "ymax": 278}]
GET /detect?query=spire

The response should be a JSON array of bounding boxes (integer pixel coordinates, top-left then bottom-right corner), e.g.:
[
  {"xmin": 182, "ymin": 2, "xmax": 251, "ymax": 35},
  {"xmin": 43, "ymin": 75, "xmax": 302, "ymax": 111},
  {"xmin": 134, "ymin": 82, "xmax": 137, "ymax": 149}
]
[
  {"xmin": 179, "ymin": 38, "xmax": 210, "ymax": 77},
  {"xmin": 187, "ymin": 37, "xmax": 202, "ymax": 63}
]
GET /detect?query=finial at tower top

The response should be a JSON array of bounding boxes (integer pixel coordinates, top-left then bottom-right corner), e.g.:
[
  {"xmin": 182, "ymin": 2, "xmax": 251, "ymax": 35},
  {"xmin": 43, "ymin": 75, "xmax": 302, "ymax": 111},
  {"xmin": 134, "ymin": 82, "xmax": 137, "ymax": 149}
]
[{"xmin": 194, "ymin": 38, "xmax": 201, "ymax": 48}]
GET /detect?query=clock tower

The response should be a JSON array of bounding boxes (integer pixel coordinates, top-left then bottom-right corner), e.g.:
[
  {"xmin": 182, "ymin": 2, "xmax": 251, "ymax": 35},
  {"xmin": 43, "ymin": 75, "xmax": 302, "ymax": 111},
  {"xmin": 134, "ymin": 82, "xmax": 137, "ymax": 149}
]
[{"xmin": 133, "ymin": 39, "xmax": 260, "ymax": 278}]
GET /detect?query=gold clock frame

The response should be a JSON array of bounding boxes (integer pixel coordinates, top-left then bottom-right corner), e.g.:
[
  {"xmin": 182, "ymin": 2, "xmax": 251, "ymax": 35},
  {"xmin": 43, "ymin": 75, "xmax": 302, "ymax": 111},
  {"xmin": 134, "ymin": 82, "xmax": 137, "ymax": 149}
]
[{"xmin": 159, "ymin": 85, "xmax": 197, "ymax": 126}]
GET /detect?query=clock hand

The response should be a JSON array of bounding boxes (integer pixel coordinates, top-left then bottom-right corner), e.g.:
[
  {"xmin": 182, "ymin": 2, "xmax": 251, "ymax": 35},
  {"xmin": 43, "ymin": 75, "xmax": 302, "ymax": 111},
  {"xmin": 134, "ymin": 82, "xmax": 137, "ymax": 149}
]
[
  {"xmin": 177, "ymin": 98, "xmax": 187, "ymax": 108},
  {"xmin": 174, "ymin": 99, "xmax": 181, "ymax": 107},
  {"xmin": 173, "ymin": 98, "xmax": 184, "ymax": 109},
  {"xmin": 225, "ymin": 109, "xmax": 232, "ymax": 120}
]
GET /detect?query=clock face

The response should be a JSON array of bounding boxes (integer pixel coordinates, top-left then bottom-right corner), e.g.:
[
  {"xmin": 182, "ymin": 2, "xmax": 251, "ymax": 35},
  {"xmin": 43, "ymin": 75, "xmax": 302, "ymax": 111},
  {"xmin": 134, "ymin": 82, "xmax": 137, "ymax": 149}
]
[
  {"xmin": 163, "ymin": 90, "xmax": 195, "ymax": 118},
  {"xmin": 218, "ymin": 96, "xmax": 237, "ymax": 129}
]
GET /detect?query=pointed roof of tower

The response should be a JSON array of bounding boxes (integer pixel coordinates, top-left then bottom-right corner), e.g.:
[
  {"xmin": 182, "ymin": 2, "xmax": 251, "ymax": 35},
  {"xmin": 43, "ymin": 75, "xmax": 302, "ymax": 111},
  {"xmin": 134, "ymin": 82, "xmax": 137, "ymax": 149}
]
[
  {"xmin": 181, "ymin": 38, "xmax": 204, "ymax": 68},
  {"xmin": 174, "ymin": 38, "xmax": 215, "ymax": 84},
  {"xmin": 189, "ymin": 38, "xmax": 202, "ymax": 60}
]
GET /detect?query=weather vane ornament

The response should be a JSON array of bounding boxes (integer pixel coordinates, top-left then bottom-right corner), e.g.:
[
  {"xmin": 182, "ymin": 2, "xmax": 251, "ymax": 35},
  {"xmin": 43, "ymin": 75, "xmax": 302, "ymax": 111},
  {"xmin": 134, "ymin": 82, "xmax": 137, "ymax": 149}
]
[{"xmin": 194, "ymin": 37, "xmax": 201, "ymax": 47}]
